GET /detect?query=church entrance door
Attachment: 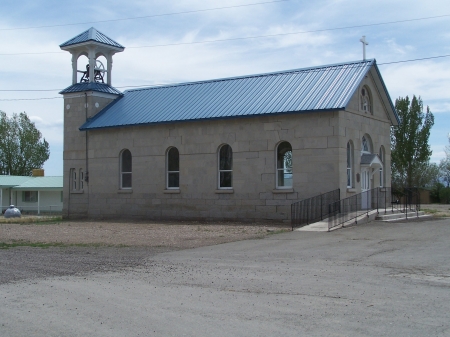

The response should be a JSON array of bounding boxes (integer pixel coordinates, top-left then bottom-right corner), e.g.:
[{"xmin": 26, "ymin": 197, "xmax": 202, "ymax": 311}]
[{"xmin": 361, "ymin": 168, "xmax": 371, "ymax": 209}]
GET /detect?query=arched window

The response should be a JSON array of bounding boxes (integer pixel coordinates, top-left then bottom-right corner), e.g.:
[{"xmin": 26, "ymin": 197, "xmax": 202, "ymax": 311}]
[
  {"xmin": 360, "ymin": 87, "xmax": 372, "ymax": 114},
  {"xmin": 361, "ymin": 135, "xmax": 372, "ymax": 154},
  {"xmin": 276, "ymin": 141, "xmax": 293, "ymax": 189},
  {"xmin": 120, "ymin": 149, "xmax": 132, "ymax": 189},
  {"xmin": 379, "ymin": 146, "xmax": 385, "ymax": 187},
  {"xmin": 218, "ymin": 144, "xmax": 233, "ymax": 189},
  {"xmin": 347, "ymin": 141, "xmax": 354, "ymax": 188},
  {"xmin": 167, "ymin": 147, "xmax": 180, "ymax": 189}
]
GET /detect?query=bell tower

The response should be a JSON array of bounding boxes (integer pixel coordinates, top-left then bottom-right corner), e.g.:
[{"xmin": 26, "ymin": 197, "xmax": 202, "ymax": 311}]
[{"xmin": 59, "ymin": 28, "xmax": 124, "ymax": 218}]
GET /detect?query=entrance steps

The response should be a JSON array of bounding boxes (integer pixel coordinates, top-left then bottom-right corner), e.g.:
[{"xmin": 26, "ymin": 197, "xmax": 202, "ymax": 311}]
[
  {"xmin": 375, "ymin": 209, "xmax": 431, "ymax": 222},
  {"xmin": 296, "ymin": 209, "xmax": 431, "ymax": 232}
]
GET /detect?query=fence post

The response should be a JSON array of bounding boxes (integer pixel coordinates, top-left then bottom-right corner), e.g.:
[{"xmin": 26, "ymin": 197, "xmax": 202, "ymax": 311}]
[
  {"xmin": 376, "ymin": 188, "xmax": 379, "ymax": 214},
  {"xmin": 320, "ymin": 193, "xmax": 323, "ymax": 220},
  {"xmin": 306, "ymin": 199, "xmax": 310, "ymax": 225}
]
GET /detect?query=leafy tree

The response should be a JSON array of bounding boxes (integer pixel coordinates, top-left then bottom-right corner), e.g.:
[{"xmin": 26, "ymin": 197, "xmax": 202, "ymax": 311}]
[
  {"xmin": 391, "ymin": 96, "xmax": 434, "ymax": 188},
  {"xmin": 430, "ymin": 182, "xmax": 444, "ymax": 203},
  {"xmin": 0, "ymin": 111, "xmax": 50, "ymax": 176},
  {"xmin": 414, "ymin": 162, "xmax": 440, "ymax": 188},
  {"xmin": 440, "ymin": 135, "xmax": 450, "ymax": 188}
]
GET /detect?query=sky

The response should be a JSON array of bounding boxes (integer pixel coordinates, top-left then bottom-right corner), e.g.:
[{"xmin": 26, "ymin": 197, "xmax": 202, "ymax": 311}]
[{"xmin": 1, "ymin": 0, "xmax": 449, "ymax": 176}]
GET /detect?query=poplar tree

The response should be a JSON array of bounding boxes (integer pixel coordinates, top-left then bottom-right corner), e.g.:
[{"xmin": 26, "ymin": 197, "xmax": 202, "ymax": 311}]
[
  {"xmin": 391, "ymin": 95, "xmax": 434, "ymax": 188},
  {"xmin": 0, "ymin": 111, "xmax": 50, "ymax": 176}
]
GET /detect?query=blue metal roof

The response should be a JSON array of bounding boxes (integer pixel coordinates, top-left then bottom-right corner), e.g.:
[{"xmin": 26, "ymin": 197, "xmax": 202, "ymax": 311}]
[
  {"xmin": 0, "ymin": 175, "xmax": 62, "ymax": 189},
  {"xmin": 60, "ymin": 83, "xmax": 122, "ymax": 95},
  {"xmin": 80, "ymin": 59, "xmax": 397, "ymax": 130},
  {"xmin": 60, "ymin": 27, "xmax": 124, "ymax": 49}
]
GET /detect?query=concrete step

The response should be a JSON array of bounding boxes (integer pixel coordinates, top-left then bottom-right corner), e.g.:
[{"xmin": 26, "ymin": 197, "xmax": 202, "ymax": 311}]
[{"xmin": 376, "ymin": 210, "xmax": 429, "ymax": 221}]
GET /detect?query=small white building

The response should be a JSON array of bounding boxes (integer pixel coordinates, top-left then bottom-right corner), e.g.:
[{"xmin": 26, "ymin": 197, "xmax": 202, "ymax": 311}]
[{"xmin": 0, "ymin": 175, "xmax": 63, "ymax": 215}]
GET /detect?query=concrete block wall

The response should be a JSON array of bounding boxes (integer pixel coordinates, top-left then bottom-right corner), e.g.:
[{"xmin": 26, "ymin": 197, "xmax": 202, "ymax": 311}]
[
  {"xmin": 62, "ymin": 92, "xmax": 119, "ymax": 218},
  {"xmin": 62, "ymin": 83, "xmax": 392, "ymax": 221},
  {"xmin": 65, "ymin": 111, "xmax": 345, "ymax": 221},
  {"xmin": 341, "ymin": 74, "xmax": 392, "ymax": 199}
]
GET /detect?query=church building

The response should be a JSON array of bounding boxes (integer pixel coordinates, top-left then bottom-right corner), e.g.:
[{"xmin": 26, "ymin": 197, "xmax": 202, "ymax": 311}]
[{"xmin": 60, "ymin": 28, "xmax": 399, "ymax": 221}]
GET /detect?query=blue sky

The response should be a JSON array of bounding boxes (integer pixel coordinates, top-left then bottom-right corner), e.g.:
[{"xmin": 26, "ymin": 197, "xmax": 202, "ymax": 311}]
[{"xmin": 1, "ymin": 0, "xmax": 449, "ymax": 176}]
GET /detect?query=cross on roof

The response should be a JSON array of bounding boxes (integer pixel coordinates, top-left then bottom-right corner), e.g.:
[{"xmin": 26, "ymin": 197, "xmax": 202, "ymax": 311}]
[{"xmin": 360, "ymin": 36, "xmax": 369, "ymax": 60}]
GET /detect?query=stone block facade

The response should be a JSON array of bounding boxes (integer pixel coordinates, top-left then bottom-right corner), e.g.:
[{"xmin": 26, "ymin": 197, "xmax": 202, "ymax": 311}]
[{"xmin": 62, "ymin": 71, "xmax": 392, "ymax": 222}]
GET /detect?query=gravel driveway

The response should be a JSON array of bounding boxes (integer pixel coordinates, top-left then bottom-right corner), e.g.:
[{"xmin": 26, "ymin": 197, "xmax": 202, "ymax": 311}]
[{"xmin": 0, "ymin": 219, "xmax": 289, "ymax": 284}]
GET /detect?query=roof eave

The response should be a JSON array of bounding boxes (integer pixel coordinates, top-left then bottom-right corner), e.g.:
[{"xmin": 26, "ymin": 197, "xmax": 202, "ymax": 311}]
[
  {"xmin": 79, "ymin": 107, "xmax": 344, "ymax": 131},
  {"xmin": 60, "ymin": 40, "xmax": 124, "ymax": 52}
]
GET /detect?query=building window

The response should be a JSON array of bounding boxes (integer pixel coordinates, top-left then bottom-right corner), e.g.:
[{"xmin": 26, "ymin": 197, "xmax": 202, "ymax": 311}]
[
  {"xmin": 120, "ymin": 149, "xmax": 132, "ymax": 189},
  {"xmin": 361, "ymin": 135, "xmax": 371, "ymax": 154},
  {"xmin": 218, "ymin": 144, "xmax": 233, "ymax": 189},
  {"xmin": 347, "ymin": 141, "xmax": 354, "ymax": 188},
  {"xmin": 70, "ymin": 168, "xmax": 77, "ymax": 191},
  {"xmin": 276, "ymin": 141, "xmax": 293, "ymax": 189},
  {"xmin": 360, "ymin": 87, "xmax": 372, "ymax": 114},
  {"xmin": 79, "ymin": 169, "xmax": 84, "ymax": 190},
  {"xmin": 22, "ymin": 191, "xmax": 38, "ymax": 202},
  {"xmin": 167, "ymin": 147, "xmax": 180, "ymax": 189},
  {"xmin": 379, "ymin": 146, "xmax": 385, "ymax": 187},
  {"xmin": 70, "ymin": 168, "xmax": 84, "ymax": 192}
]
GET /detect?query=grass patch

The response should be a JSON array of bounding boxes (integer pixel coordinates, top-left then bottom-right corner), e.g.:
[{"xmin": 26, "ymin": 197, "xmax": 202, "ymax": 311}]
[
  {"xmin": 0, "ymin": 216, "xmax": 63, "ymax": 225},
  {"xmin": 422, "ymin": 209, "xmax": 439, "ymax": 214},
  {"xmin": 0, "ymin": 240, "xmax": 128, "ymax": 250},
  {"xmin": 266, "ymin": 229, "xmax": 290, "ymax": 235}
]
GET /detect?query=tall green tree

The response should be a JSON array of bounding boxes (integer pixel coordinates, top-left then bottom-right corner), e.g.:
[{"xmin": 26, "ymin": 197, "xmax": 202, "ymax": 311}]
[
  {"xmin": 391, "ymin": 95, "xmax": 434, "ymax": 188},
  {"xmin": 440, "ymin": 135, "xmax": 450, "ymax": 188},
  {"xmin": 0, "ymin": 111, "xmax": 50, "ymax": 176}
]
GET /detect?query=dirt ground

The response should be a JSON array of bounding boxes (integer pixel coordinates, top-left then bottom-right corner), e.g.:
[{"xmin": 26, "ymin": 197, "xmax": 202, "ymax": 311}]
[
  {"xmin": 0, "ymin": 219, "xmax": 290, "ymax": 284},
  {"xmin": 0, "ymin": 204, "xmax": 447, "ymax": 284},
  {"xmin": 0, "ymin": 219, "xmax": 290, "ymax": 249},
  {"xmin": 421, "ymin": 203, "xmax": 450, "ymax": 217}
]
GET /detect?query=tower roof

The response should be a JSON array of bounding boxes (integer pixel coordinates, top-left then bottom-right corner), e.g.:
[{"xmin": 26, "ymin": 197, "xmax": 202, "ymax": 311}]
[{"xmin": 60, "ymin": 27, "xmax": 124, "ymax": 49}]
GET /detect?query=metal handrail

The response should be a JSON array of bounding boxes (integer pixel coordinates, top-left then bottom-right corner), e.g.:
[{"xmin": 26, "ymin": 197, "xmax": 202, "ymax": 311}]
[
  {"xmin": 327, "ymin": 187, "xmax": 421, "ymax": 231},
  {"xmin": 291, "ymin": 189, "xmax": 340, "ymax": 230}
]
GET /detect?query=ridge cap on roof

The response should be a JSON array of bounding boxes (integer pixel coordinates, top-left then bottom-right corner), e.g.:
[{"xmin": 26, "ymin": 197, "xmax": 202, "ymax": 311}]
[{"xmin": 124, "ymin": 59, "xmax": 375, "ymax": 94}]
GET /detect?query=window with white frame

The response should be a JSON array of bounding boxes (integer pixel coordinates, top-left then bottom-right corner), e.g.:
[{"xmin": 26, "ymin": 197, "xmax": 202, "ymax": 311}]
[
  {"xmin": 276, "ymin": 141, "xmax": 293, "ymax": 189},
  {"xmin": 167, "ymin": 147, "xmax": 180, "ymax": 189},
  {"xmin": 120, "ymin": 149, "xmax": 132, "ymax": 189},
  {"xmin": 22, "ymin": 191, "xmax": 38, "ymax": 202},
  {"xmin": 70, "ymin": 168, "xmax": 77, "ymax": 191},
  {"xmin": 218, "ymin": 144, "xmax": 232, "ymax": 189},
  {"xmin": 347, "ymin": 141, "xmax": 354, "ymax": 188},
  {"xmin": 79, "ymin": 169, "xmax": 84, "ymax": 190}
]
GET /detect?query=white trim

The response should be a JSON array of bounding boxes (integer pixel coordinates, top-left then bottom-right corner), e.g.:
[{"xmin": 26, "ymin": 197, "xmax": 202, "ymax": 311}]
[
  {"xmin": 218, "ymin": 144, "xmax": 233, "ymax": 189},
  {"xmin": 275, "ymin": 141, "xmax": 293, "ymax": 189},
  {"xmin": 166, "ymin": 147, "xmax": 180, "ymax": 189},
  {"xmin": 120, "ymin": 149, "xmax": 132, "ymax": 189}
]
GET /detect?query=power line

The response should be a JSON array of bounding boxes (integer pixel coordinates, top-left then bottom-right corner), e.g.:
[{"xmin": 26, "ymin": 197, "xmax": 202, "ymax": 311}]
[
  {"xmin": 0, "ymin": 54, "xmax": 449, "ymax": 100},
  {"xmin": 1, "ymin": 14, "xmax": 449, "ymax": 56},
  {"xmin": 378, "ymin": 54, "xmax": 450, "ymax": 65},
  {"xmin": 0, "ymin": 97, "xmax": 61, "ymax": 101},
  {"xmin": 0, "ymin": 0, "xmax": 289, "ymax": 31}
]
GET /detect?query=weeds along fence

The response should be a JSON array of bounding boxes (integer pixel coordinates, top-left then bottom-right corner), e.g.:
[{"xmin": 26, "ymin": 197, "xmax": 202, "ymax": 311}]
[{"xmin": 291, "ymin": 189, "xmax": 340, "ymax": 230}]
